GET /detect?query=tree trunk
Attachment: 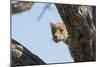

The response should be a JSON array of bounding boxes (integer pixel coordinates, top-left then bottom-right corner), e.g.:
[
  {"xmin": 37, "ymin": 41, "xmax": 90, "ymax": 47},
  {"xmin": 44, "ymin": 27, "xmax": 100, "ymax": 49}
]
[{"xmin": 56, "ymin": 4, "xmax": 96, "ymax": 62}]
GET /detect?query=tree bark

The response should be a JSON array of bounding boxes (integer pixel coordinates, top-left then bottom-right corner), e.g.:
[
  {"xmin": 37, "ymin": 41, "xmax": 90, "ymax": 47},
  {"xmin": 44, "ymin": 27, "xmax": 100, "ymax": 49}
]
[
  {"xmin": 11, "ymin": 1, "xmax": 33, "ymax": 14},
  {"xmin": 11, "ymin": 39, "xmax": 45, "ymax": 67},
  {"xmin": 56, "ymin": 4, "xmax": 96, "ymax": 62}
]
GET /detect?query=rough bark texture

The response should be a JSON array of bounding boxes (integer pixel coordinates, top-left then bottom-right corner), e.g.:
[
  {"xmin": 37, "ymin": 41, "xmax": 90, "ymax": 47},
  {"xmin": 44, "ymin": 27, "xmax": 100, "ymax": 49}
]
[
  {"xmin": 11, "ymin": 1, "xmax": 33, "ymax": 14},
  {"xmin": 11, "ymin": 39, "xmax": 45, "ymax": 67},
  {"xmin": 56, "ymin": 4, "xmax": 96, "ymax": 62}
]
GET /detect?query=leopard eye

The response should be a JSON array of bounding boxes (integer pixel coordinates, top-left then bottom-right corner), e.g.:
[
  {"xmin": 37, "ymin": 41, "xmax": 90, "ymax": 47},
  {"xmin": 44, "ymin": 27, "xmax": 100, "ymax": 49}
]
[
  {"xmin": 60, "ymin": 29, "xmax": 63, "ymax": 32},
  {"xmin": 52, "ymin": 29, "xmax": 56, "ymax": 33}
]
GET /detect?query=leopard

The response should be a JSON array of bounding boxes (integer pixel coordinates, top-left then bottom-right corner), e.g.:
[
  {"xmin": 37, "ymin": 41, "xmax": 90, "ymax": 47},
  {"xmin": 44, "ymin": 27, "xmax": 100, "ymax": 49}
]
[{"xmin": 50, "ymin": 22, "xmax": 95, "ymax": 62}]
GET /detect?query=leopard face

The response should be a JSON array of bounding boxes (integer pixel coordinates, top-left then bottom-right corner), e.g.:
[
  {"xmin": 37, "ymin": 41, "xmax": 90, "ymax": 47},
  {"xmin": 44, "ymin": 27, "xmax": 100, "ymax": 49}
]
[{"xmin": 50, "ymin": 22, "xmax": 68, "ymax": 43}]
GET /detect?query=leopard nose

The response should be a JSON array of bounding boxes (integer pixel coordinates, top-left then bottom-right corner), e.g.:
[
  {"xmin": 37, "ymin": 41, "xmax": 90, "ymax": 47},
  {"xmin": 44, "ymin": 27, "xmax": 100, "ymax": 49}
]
[{"xmin": 53, "ymin": 37, "xmax": 59, "ymax": 43}]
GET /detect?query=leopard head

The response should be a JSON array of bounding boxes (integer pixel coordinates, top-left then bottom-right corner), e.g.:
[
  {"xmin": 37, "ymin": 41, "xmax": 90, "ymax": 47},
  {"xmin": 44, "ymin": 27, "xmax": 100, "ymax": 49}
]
[{"xmin": 50, "ymin": 22, "xmax": 68, "ymax": 43}]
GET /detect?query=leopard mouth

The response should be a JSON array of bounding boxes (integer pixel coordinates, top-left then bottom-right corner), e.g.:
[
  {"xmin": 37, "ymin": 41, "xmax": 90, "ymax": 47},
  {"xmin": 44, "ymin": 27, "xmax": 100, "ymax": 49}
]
[{"xmin": 53, "ymin": 38, "xmax": 60, "ymax": 43}]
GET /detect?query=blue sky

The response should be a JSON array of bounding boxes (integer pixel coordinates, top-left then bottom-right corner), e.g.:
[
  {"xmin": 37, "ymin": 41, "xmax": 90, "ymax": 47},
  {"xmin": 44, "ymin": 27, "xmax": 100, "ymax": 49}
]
[{"xmin": 12, "ymin": 2, "xmax": 73, "ymax": 63}]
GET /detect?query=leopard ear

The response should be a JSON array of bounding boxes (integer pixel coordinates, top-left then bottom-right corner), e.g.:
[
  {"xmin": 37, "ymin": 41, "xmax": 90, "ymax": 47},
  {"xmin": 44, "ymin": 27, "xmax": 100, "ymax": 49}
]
[{"xmin": 50, "ymin": 23, "xmax": 55, "ymax": 27}]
